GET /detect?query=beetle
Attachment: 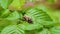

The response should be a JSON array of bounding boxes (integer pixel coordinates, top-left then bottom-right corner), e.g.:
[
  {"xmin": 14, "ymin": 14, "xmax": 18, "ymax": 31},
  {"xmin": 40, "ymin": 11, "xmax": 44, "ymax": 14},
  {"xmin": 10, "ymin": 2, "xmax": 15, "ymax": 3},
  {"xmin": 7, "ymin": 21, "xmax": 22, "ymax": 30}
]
[{"xmin": 23, "ymin": 14, "xmax": 33, "ymax": 23}]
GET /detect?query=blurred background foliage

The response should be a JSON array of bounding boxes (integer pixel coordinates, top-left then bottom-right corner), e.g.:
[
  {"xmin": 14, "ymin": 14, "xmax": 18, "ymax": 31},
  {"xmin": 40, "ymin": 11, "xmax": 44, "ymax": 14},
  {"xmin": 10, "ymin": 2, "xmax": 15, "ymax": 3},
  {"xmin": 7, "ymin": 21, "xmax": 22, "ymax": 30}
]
[{"xmin": 0, "ymin": 0, "xmax": 60, "ymax": 34}]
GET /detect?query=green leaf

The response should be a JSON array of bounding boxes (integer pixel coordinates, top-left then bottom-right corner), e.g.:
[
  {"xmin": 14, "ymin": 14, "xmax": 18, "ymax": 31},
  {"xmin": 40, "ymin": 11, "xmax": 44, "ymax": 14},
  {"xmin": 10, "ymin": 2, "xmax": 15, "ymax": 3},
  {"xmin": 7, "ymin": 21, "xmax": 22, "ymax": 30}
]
[
  {"xmin": 0, "ymin": 9, "xmax": 11, "ymax": 17},
  {"xmin": 2, "ymin": 9, "xmax": 10, "ymax": 15},
  {"xmin": 25, "ymin": 8, "xmax": 54, "ymax": 26},
  {"xmin": 19, "ymin": 12, "xmax": 23, "ymax": 19},
  {"xmin": 25, "ymin": 23, "xmax": 43, "ymax": 30},
  {"xmin": 0, "ymin": 20, "xmax": 10, "ymax": 32},
  {"xmin": 0, "ymin": 19, "xmax": 18, "ymax": 32},
  {"xmin": 0, "ymin": 0, "xmax": 12, "ymax": 9},
  {"xmin": 6, "ymin": 11, "xmax": 20, "ymax": 20},
  {"xmin": 35, "ymin": 4, "xmax": 47, "ymax": 11},
  {"xmin": 18, "ymin": 23, "xmax": 43, "ymax": 30},
  {"xmin": 1, "ymin": 25, "xmax": 25, "ymax": 34},
  {"xmin": 50, "ymin": 26, "xmax": 60, "ymax": 34},
  {"xmin": 10, "ymin": 0, "xmax": 25, "ymax": 10},
  {"xmin": 38, "ymin": 29, "xmax": 50, "ymax": 34}
]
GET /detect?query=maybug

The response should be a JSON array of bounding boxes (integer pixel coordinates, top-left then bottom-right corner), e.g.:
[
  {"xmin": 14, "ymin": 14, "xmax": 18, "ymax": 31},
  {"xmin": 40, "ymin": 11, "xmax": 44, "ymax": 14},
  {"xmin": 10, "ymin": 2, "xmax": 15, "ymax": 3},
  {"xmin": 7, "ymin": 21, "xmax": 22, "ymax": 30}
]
[{"xmin": 23, "ymin": 14, "xmax": 33, "ymax": 23}]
